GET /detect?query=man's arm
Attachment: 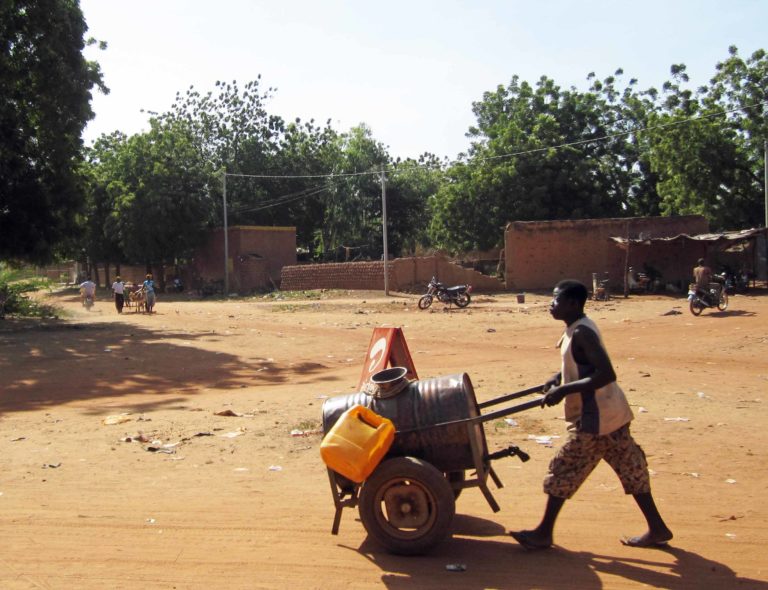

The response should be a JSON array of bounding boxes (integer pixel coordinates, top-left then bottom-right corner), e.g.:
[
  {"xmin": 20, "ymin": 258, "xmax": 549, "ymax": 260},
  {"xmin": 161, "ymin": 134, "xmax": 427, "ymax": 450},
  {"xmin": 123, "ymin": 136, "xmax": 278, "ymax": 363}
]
[{"xmin": 542, "ymin": 326, "xmax": 617, "ymax": 406}]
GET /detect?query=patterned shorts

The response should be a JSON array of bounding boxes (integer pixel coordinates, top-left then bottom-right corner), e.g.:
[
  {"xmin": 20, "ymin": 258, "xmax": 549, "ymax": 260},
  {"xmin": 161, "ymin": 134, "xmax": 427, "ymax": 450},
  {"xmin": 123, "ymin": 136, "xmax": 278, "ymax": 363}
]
[{"xmin": 543, "ymin": 424, "xmax": 651, "ymax": 499}]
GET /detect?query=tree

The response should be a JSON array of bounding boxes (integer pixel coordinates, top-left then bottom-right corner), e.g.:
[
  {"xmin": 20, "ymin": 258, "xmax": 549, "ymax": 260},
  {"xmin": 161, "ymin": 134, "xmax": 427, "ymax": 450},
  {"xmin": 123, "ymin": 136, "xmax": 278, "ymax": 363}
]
[
  {"xmin": 386, "ymin": 154, "xmax": 444, "ymax": 255},
  {"xmin": 233, "ymin": 117, "xmax": 342, "ymax": 249},
  {"xmin": 80, "ymin": 132, "xmax": 130, "ymax": 281},
  {"xmin": 647, "ymin": 51, "xmax": 767, "ymax": 229},
  {"xmin": 159, "ymin": 79, "xmax": 283, "ymax": 231},
  {"xmin": 86, "ymin": 121, "xmax": 213, "ymax": 274},
  {"xmin": 319, "ymin": 124, "xmax": 389, "ymax": 260},
  {"xmin": 0, "ymin": 0, "xmax": 106, "ymax": 263},
  {"xmin": 429, "ymin": 75, "xmax": 636, "ymax": 252}
]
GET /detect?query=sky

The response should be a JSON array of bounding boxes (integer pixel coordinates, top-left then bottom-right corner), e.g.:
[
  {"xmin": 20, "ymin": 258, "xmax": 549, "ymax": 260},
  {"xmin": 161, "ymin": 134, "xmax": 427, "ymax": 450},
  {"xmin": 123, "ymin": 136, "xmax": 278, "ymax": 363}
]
[{"xmin": 80, "ymin": 0, "xmax": 767, "ymax": 161}]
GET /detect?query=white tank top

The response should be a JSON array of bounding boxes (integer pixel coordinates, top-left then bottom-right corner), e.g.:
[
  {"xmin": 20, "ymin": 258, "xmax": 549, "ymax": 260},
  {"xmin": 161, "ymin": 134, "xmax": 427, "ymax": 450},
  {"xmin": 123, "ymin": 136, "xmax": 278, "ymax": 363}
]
[{"xmin": 559, "ymin": 316, "xmax": 633, "ymax": 435}]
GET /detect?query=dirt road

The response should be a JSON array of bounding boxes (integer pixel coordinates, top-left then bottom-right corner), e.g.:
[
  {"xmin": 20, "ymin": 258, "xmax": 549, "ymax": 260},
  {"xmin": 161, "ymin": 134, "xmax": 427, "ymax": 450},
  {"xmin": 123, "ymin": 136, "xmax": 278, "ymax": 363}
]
[{"xmin": 1, "ymin": 287, "xmax": 766, "ymax": 589}]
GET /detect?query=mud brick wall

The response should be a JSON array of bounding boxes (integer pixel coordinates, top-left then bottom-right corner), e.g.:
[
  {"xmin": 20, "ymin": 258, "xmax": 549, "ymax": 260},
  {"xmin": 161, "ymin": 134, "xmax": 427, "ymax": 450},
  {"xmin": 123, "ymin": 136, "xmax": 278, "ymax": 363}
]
[
  {"xmin": 504, "ymin": 215, "xmax": 709, "ymax": 291},
  {"xmin": 280, "ymin": 261, "xmax": 390, "ymax": 291},
  {"xmin": 280, "ymin": 256, "xmax": 506, "ymax": 292}
]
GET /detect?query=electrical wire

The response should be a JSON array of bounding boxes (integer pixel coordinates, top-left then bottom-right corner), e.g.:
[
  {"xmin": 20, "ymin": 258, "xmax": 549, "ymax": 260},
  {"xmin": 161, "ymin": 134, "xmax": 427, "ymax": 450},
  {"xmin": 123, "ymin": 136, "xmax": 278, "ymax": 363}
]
[
  {"xmin": 475, "ymin": 100, "xmax": 768, "ymax": 165},
  {"xmin": 230, "ymin": 185, "xmax": 329, "ymax": 214},
  {"xmin": 225, "ymin": 169, "xmax": 378, "ymax": 180},
  {"xmin": 228, "ymin": 183, "xmax": 327, "ymax": 214},
  {"xmin": 218, "ymin": 99, "xmax": 767, "ymax": 180}
]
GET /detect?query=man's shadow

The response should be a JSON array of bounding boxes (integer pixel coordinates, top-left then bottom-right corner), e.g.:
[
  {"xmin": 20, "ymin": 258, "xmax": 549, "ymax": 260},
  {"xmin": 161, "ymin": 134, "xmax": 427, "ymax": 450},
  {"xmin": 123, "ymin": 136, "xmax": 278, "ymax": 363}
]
[
  {"xmin": 587, "ymin": 545, "xmax": 768, "ymax": 590},
  {"xmin": 348, "ymin": 517, "xmax": 768, "ymax": 589}
]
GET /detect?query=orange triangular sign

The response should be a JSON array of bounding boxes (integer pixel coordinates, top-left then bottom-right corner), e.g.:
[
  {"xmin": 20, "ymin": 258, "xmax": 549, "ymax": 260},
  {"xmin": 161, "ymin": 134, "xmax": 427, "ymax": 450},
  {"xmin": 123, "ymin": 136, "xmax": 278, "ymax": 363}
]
[{"xmin": 357, "ymin": 327, "xmax": 418, "ymax": 390}]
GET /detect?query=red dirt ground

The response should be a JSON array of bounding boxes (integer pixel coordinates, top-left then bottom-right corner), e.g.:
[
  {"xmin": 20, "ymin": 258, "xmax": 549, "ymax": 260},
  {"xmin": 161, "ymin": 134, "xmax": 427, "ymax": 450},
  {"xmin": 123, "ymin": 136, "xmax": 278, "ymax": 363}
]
[{"xmin": 0, "ymin": 287, "xmax": 766, "ymax": 589}]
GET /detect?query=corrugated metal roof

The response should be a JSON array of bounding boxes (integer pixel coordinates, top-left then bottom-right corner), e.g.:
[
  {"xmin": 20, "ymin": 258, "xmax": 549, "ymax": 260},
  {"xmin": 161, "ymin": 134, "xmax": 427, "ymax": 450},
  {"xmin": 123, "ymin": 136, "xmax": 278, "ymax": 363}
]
[{"xmin": 609, "ymin": 227, "xmax": 768, "ymax": 245}]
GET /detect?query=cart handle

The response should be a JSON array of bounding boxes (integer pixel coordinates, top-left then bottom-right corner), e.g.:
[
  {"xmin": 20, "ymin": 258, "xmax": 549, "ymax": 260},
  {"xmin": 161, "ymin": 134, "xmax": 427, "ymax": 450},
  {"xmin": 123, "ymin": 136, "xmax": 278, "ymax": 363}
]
[
  {"xmin": 477, "ymin": 384, "xmax": 546, "ymax": 409},
  {"xmin": 394, "ymin": 389, "xmax": 546, "ymax": 435}
]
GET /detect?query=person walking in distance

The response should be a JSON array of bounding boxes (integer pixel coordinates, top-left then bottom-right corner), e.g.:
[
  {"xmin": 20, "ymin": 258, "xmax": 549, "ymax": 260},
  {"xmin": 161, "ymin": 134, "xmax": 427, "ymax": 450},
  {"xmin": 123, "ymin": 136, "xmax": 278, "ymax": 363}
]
[
  {"xmin": 142, "ymin": 274, "xmax": 156, "ymax": 314},
  {"xmin": 111, "ymin": 276, "xmax": 125, "ymax": 314},
  {"xmin": 509, "ymin": 279, "xmax": 672, "ymax": 550}
]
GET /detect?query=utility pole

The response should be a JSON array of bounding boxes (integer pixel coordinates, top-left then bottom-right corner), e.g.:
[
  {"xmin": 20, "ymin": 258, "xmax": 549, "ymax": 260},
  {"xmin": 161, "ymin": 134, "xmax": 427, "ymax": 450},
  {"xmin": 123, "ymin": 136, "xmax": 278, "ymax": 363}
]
[
  {"xmin": 381, "ymin": 165, "xmax": 389, "ymax": 296},
  {"xmin": 222, "ymin": 169, "xmax": 229, "ymax": 296},
  {"xmin": 764, "ymin": 140, "xmax": 767, "ymax": 229}
]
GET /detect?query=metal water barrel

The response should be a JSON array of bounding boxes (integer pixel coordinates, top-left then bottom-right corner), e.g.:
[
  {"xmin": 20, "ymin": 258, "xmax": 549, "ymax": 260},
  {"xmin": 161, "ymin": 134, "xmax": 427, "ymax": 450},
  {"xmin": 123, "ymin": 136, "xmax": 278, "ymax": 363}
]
[{"xmin": 321, "ymin": 373, "xmax": 487, "ymax": 473}]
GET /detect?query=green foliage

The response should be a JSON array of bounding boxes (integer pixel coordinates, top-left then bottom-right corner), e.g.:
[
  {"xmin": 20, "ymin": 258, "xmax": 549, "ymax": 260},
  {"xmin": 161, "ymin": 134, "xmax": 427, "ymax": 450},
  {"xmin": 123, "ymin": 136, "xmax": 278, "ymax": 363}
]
[
  {"xmin": 429, "ymin": 74, "xmax": 648, "ymax": 251},
  {"xmin": 648, "ymin": 48, "xmax": 767, "ymax": 230},
  {"xmin": 429, "ymin": 47, "xmax": 767, "ymax": 251},
  {"xmin": 0, "ymin": 0, "xmax": 106, "ymax": 263},
  {"xmin": 386, "ymin": 154, "xmax": 444, "ymax": 254},
  {"xmin": 85, "ymin": 120, "xmax": 213, "ymax": 268},
  {"xmin": 319, "ymin": 124, "xmax": 389, "ymax": 259},
  {"xmin": 0, "ymin": 267, "xmax": 55, "ymax": 319},
  {"xmin": 75, "ymin": 47, "xmax": 766, "ymax": 266}
]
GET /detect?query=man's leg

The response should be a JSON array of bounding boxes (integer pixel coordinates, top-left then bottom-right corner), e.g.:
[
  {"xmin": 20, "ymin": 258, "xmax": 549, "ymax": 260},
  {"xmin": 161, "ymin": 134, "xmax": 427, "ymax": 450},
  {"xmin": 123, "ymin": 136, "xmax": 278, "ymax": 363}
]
[
  {"xmin": 509, "ymin": 494, "xmax": 565, "ymax": 549},
  {"xmin": 603, "ymin": 425, "xmax": 673, "ymax": 547},
  {"xmin": 510, "ymin": 432, "xmax": 600, "ymax": 550},
  {"xmin": 622, "ymin": 493, "xmax": 673, "ymax": 547}
]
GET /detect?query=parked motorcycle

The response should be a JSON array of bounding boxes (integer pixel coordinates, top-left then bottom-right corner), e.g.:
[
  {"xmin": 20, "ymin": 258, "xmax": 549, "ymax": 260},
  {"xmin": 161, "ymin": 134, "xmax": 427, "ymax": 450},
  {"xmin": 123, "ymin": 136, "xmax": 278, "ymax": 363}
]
[
  {"xmin": 688, "ymin": 276, "xmax": 728, "ymax": 316},
  {"xmin": 418, "ymin": 276, "xmax": 472, "ymax": 309},
  {"xmin": 721, "ymin": 267, "xmax": 749, "ymax": 294}
]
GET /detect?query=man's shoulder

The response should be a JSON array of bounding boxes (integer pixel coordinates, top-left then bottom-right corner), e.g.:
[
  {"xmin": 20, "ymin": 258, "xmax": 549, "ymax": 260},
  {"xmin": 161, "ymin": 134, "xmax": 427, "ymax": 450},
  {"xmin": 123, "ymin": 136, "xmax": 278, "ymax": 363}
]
[
  {"xmin": 571, "ymin": 319, "xmax": 601, "ymax": 344},
  {"xmin": 572, "ymin": 322, "xmax": 598, "ymax": 336}
]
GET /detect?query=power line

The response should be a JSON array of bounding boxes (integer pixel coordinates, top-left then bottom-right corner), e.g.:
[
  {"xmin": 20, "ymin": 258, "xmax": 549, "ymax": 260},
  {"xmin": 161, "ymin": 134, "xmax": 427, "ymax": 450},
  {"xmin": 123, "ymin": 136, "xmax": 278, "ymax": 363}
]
[
  {"xmin": 225, "ymin": 169, "xmax": 378, "ymax": 180},
  {"xmin": 475, "ymin": 100, "xmax": 768, "ymax": 165},
  {"xmin": 229, "ymin": 183, "xmax": 326, "ymax": 212},
  {"xmin": 218, "ymin": 99, "xmax": 768, "ymax": 180},
  {"xmin": 230, "ymin": 185, "xmax": 329, "ymax": 214}
]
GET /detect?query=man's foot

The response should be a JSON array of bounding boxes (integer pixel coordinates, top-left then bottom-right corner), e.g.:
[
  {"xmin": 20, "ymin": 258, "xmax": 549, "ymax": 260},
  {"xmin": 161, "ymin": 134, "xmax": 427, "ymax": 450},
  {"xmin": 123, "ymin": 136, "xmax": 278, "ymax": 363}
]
[
  {"xmin": 621, "ymin": 529, "xmax": 673, "ymax": 548},
  {"xmin": 509, "ymin": 530, "xmax": 552, "ymax": 551}
]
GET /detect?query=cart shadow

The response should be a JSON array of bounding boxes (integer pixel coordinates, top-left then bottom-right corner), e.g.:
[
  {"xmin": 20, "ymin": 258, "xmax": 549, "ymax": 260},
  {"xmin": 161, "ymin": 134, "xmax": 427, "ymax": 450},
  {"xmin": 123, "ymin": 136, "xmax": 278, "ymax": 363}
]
[{"xmin": 357, "ymin": 534, "xmax": 768, "ymax": 590}]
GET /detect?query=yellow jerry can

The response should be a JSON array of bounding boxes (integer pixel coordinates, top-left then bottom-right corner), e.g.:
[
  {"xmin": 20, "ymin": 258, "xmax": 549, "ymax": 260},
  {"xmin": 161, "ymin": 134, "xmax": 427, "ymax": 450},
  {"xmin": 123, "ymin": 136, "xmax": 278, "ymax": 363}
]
[{"xmin": 320, "ymin": 404, "xmax": 395, "ymax": 483}]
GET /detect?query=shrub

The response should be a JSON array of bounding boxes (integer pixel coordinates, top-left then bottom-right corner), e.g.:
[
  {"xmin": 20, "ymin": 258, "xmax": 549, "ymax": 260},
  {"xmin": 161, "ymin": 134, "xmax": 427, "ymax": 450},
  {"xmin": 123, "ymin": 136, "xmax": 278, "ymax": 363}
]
[{"xmin": 0, "ymin": 267, "xmax": 55, "ymax": 319}]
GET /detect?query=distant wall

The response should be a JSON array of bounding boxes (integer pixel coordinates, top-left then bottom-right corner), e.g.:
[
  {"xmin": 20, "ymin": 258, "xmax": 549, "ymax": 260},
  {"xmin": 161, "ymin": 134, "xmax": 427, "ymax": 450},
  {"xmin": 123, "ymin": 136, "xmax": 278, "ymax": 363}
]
[
  {"xmin": 191, "ymin": 226, "xmax": 296, "ymax": 293},
  {"xmin": 280, "ymin": 255, "xmax": 506, "ymax": 292},
  {"xmin": 504, "ymin": 215, "xmax": 709, "ymax": 291}
]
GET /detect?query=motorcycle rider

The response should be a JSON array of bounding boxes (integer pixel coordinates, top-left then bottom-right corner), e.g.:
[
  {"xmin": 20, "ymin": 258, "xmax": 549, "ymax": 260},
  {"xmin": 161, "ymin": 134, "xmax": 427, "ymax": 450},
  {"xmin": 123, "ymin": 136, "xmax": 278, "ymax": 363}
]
[
  {"xmin": 693, "ymin": 258, "xmax": 713, "ymax": 301},
  {"xmin": 79, "ymin": 277, "xmax": 96, "ymax": 306}
]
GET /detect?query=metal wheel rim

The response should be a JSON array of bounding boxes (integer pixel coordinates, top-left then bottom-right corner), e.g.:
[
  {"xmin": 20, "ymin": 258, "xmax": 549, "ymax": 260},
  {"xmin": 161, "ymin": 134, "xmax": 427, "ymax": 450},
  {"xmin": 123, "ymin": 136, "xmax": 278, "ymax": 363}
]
[{"xmin": 370, "ymin": 477, "xmax": 438, "ymax": 541}]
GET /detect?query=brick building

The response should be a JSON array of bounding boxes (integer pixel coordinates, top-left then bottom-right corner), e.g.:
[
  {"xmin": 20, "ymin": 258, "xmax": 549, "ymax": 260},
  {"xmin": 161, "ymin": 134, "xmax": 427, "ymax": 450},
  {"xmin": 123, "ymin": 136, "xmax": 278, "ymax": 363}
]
[
  {"xmin": 503, "ymin": 215, "xmax": 709, "ymax": 291},
  {"xmin": 190, "ymin": 226, "xmax": 297, "ymax": 294}
]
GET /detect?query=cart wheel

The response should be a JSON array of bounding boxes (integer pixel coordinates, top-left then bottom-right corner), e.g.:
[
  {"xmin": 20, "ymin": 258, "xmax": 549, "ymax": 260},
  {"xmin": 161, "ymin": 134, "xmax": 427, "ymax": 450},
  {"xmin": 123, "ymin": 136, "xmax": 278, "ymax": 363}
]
[
  {"xmin": 418, "ymin": 295, "xmax": 433, "ymax": 310},
  {"xmin": 446, "ymin": 470, "xmax": 465, "ymax": 500},
  {"xmin": 359, "ymin": 457, "xmax": 455, "ymax": 555}
]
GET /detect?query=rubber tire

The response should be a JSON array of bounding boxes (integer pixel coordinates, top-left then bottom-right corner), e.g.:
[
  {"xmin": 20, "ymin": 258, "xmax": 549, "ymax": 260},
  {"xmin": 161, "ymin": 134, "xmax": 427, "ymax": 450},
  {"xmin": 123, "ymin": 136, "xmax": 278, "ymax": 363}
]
[
  {"xmin": 359, "ymin": 457, "xmax": 455, "ymax": 555},
  {"xmin": 418, "ymin": 295, "xmax": 433, "ymax": 310},
  {"xmin": 446, "ymin": 470, "xmax": 465, "ymax": 500},
  {"xmin": 690, "ymin": 298, "xmax": 704, "ymax": 316},
  {"xmin": 455, "ymin": 293, "xmax": 471, "ymax": 308},
  {"xmin": 717, "ymin": 291, "xmax": 729, "ymax": 311}
]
